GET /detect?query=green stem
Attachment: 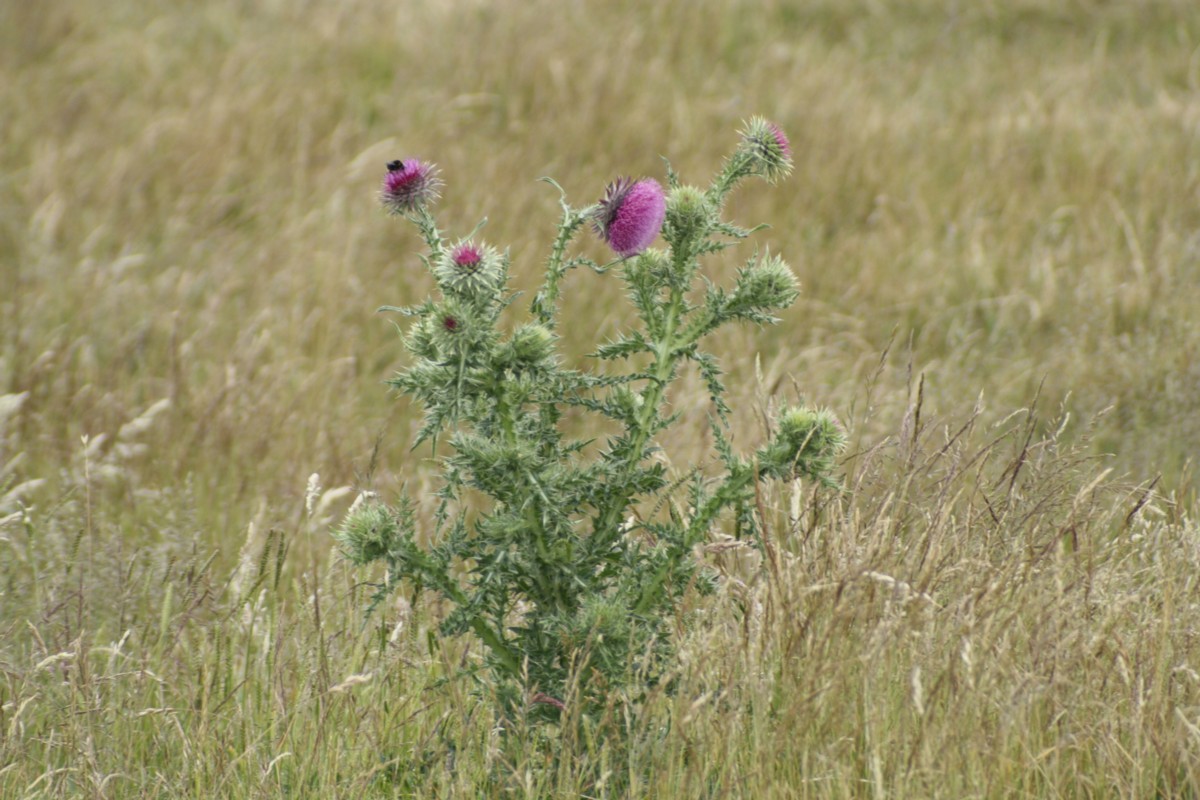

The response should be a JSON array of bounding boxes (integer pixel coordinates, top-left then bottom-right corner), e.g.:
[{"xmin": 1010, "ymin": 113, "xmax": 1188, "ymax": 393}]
[
  {"xmin": 592, "ymin": 286, "xmax": 686, "ymax": 543},
  {"xmin": 707, "ymin": 150, "xmax": 754, "ymax": 208},
  {"xmin": 494, "ymin": 380, "xmax": 560, "ymax": 607},
  {"xmin": 400, "ymin": 545, "xmax": 522, "ymax": 679},
  {"xmin": 684, "ymin": 465, "xmax": 755, "ymax": 546},
  {"xmin": 494, "ymin": 380, "xmax": 517, "ymax": 445},
  {"xmin": 410, "ymin": 206, "xmax": 444, "ymax": 261},
  {"xmin": 532, "ymin": 205, "xmax": 593, "ymax": 329}
]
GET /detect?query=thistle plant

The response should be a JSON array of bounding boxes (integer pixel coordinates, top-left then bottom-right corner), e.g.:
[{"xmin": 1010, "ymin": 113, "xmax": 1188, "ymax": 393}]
[{"xmin": 335, "ymin": 118, "xmax": 845, "ymax": 719}]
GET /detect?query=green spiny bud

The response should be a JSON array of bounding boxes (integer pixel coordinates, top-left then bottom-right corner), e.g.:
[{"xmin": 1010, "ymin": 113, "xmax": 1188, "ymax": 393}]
[
  {"xmin": 334, "ymin": 501, "xmax": 407, "ymax": 565},
  {"xmin": 732, "ymin": 252, "xmax": 800, "ymax": 312},
  {"xmin": 737, "ymin": 117, "xmax": 793, "ymax": 184},
  {"xmin": 429, "ymin": 297, "xmax": 481, "ymax": 355},
  {"xmin": 634, "ymin": 247, "xmax": 671, "ymax": 277},
  {"xmin": 405, "ymin": 314, "xmax": 439, "ymax": 360},
  {"xmin": 610, "ymin": 385, "xmax": 644, "ymax": 423},
  {"xmin": 665, "ymin": 184, "xmax": 712, "ymax": 243},
  {"xmin": 507, "ymin": 323, "xmax": 555, "ymax": 366},
  {"xmin": 757, "ymin": 406, "xmax": 846, "ymax": 484}
]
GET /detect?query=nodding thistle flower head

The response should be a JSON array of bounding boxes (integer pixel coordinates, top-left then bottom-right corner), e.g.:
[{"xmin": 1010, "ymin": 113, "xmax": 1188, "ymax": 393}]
[
  {"xmin": 757, "ymin": 406, "xmax": 847, "ymax": 485},
  {"xmin": 594, "ymin": 177, "xmax": 666, "ymax": 258},
  {"xmin": 738, "ymin": 117, "xmax": 793, "ymax": 183},
  {"xmin": 380, "ymin": 158, "xmax": 442, "ymax": 214},
  {"xmin": 434, "ymin": 239, "xmax": 505, "ymax": 300}
]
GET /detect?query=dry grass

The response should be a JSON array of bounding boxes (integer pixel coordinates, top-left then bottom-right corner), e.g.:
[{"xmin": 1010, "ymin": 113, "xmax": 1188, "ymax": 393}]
[{"xmin": 3, "ymin": 0, "xmax": 1200, "ymax": 796}]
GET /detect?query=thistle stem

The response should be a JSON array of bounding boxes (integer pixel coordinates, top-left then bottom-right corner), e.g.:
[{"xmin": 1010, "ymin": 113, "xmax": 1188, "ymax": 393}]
[
  {"xmin": 592, "ymin": 285, "xmax": 686, "ymax": 543},
  {"xmin": 410, "ymin": 206, "xmax": 444, "ymax": 261},
  {"xmin": 532, "ymin": 205, "xmax": 593, "ymax": 329},
  {"xmin": 707, "ymin": 150, "xmax": 754, "ymax": 207}
]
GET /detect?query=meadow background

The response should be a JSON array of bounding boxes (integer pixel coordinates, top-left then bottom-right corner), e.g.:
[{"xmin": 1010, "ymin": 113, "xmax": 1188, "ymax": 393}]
[{"xmin": 3, "ymin": 0, "xmax": 1200, "ymax": 796}]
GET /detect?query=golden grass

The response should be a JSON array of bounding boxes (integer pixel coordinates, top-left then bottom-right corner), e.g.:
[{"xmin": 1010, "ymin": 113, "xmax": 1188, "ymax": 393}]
[{"xmin": 3, "ymin": 0, "xmax": 1200, "ymax": 796}]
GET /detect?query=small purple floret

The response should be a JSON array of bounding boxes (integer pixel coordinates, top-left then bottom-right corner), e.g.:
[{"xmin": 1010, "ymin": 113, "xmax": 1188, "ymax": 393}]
[
  {"xmin": 594, "ymin": 177, "xmax": 666, "ymax": 258},
  {"xmin": 451, "ymin": 243, "xmax": 483, "ymax": 273}
]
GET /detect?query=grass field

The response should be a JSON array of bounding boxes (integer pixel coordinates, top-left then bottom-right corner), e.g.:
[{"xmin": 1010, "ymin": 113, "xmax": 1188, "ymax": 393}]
[{"xmin": 4, "ymin": 0, "xmax": 1200, "ymax": 796}]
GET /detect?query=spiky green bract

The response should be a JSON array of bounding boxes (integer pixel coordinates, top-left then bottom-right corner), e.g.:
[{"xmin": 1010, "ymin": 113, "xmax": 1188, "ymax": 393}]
[
  {"xmin": 757, "ymin": 406, "xmax": 847, "ymax": 486},
  {"xmin": 340, "ymin": 121, "xmax": 843, "ymax": 727},
  {"xmin": 664, "ymin": 184, "xmax": 713, "ymax": 248},
  {"xmin": 500, "ymin": 323, "xmax": 556, "ymax": 368},
  {"xmin": 726, "ymin": 252, "xmax": 800, "ymax": 321},
  {"xmin": 334, "ymin": 500, "xmax": 408, "ymax": 566}
]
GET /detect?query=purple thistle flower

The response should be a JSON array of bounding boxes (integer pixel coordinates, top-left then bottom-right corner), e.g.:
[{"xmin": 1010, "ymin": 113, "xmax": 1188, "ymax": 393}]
[
  {"xmin": 380, "ymin": 158, "xmax": 442, "ymax": 214},
  {"xmin": 441, "ymin": 314, "xmax": 460, "ymax": 333},
  {"xmin": 435, "ymin": 239, "xmax": 504, "ymax": 299},
  {"xmin": 593, "ymin": 177, "xmax": 666, "ymax": 258}
]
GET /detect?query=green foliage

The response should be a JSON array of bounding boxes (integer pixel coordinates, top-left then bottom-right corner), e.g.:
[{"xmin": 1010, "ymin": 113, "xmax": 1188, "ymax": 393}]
[{"xmin": 334, "ymin": 123, "xmax": 846, "ymax": 719}]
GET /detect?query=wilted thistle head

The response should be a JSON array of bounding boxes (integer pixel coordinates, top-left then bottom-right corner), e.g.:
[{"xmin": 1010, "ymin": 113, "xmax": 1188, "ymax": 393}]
[
  {"xmin": 434, "ymin": 240, "xmax": 504, "ymax": 300},
  {"xmin": 594, "ymin": 177, "xmax": 666, "ymax": 257},
  {"xmin": 738, "ymin": 118, "xmax": 793, "ymax": 183},
  {"xmin": 380, "ymin": 158, "xmax": 442, "ymax": 214},
  {"xmin": 757, "ymin": 406, "xmax": 847, "ymax": 484}
]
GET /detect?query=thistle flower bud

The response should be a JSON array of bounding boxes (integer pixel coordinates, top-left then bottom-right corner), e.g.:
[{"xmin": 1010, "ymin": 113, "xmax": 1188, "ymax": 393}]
[
  {"xmin": 756, "ymin": 406, "xmax": 846, "ymax": 484},
  {"xmin": 632, "ymin": 247, "xmax": 671, "ymax": 278},
  {"xmin": 405, "ymin": 315, "xmax": 439, "ymax": 360},
  {"xmin": 738, "ymin": 117, "xmax": 793, "ymax": 183},
  {"xmin": 733, "ymin": 252, "xmax": 800, "ymax": 311},
  {"xmin": 610, "ymin": 385, "xmax": 644, "ymax": 423},
  {"xmin": 434, "ymin": 240, "xmax": 505, "ymax": 300},
  {"xmin": 665, "ymin": 184, "xmax": 712, "ymax": 243},
  {"xmin": 429, "ymin": 298, "xmax": 482, "ymax": 356},
  {"xmin": 724, "ymin": 251, "xmax": 801, "ymax": 316},
  {"xmin": 334, "ymin": 502, "xmax": 401, "ymax": 565},
  {"xmin": 594, "ymin": 177, "xmax": 666, "ymax": 258},
  {"xmin": 508, "ymin": 323, "xmax": 555, "ymax": 365},
  {"xmin": 380, "ymin": 158, "xmax": 442, "ymax": 214}
]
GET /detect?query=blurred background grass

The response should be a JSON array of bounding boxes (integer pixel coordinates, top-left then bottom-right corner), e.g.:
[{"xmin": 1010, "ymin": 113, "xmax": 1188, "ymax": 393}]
[
  {"xmin": 3, "ymin": 0, "xmax": 1200, "ymax": 795},
  {"xmin": 4, "ymin": 0, "xmax": 1199, "ymax": 528}
]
